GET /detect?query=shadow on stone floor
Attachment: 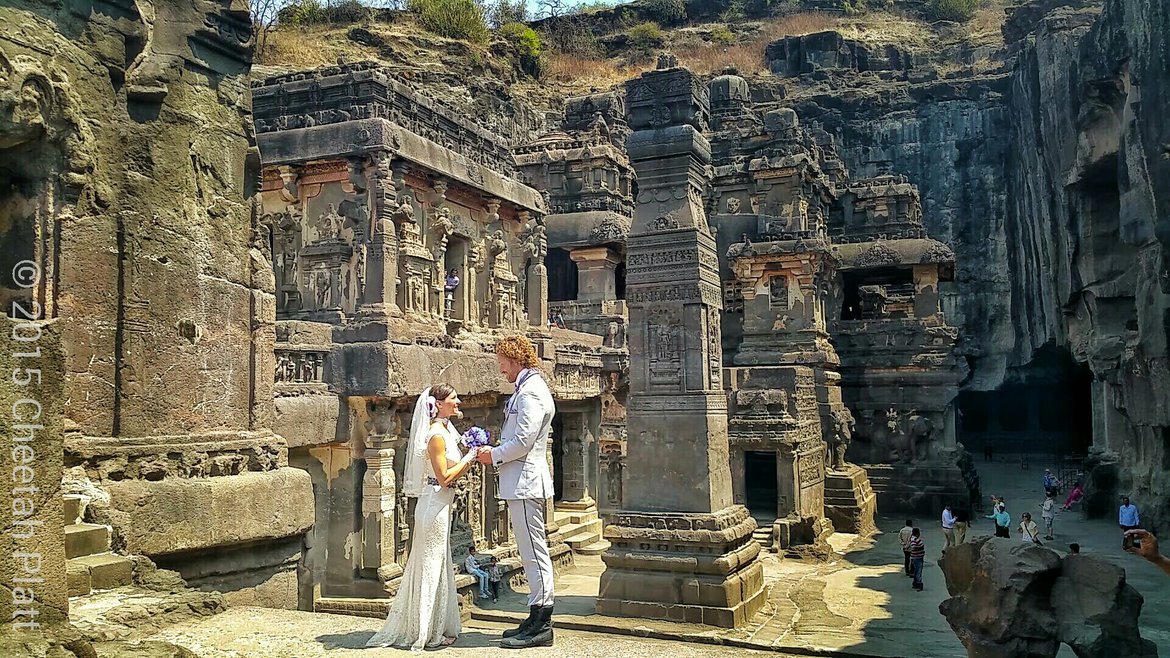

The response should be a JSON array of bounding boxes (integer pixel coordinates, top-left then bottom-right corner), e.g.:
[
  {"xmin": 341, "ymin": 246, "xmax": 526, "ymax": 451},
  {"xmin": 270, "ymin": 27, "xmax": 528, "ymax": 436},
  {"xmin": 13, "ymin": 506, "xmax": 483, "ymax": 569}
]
[{"xmin": 316, "ymin": 630, "xmax": 499, "ymax": 650}]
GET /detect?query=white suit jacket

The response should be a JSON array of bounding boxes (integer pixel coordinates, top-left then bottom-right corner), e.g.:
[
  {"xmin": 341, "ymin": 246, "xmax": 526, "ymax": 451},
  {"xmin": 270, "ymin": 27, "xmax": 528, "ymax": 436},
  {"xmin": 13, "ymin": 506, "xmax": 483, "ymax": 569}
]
[{"xmin": 492, "ymin": 371, "xmax": 555, "ymax": 500}]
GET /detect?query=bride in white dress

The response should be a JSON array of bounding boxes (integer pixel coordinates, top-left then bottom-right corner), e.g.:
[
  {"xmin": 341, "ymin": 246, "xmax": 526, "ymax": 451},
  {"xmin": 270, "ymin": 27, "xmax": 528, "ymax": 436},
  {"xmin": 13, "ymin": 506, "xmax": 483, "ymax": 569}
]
[{"xmin": 366, "ymin": 384, "xmax": 477, "ymax": 650}]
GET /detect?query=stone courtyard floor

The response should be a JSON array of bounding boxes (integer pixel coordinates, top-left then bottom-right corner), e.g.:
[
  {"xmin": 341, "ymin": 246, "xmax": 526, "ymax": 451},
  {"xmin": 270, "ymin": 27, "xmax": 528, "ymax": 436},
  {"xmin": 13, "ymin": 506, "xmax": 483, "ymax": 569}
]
[{"xmin": 136, "ymin": 457, "xmax": 1170, "ymax": 657}]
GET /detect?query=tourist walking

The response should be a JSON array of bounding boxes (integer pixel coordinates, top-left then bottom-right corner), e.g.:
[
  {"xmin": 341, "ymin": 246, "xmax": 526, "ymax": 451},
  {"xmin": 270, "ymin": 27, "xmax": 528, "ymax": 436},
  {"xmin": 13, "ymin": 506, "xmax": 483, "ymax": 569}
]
[
  {"xmin": 367, "ymin": 385, "xmax": 477, "ymax": 650},
  {"xmin": 909, "ymin": 528, "xmax": 925, "ymax": 591},
  {"xmin": 464, "ymin": 545, "xmax": 491, "ymax": 600},
  {"xmin": 1039, "ymin": 492, "xmax": 1056, "ymax": 540},
  {"xmin": 1062, "ymin": 481, "xmax": 1085, "ymax": 511},
  {"xmin": 954, "ymin": 506, "xmax": 970, "ymax": 544},
  {"xmin": 1018, "ymin": 512, "xmax": 1041, "ymax": 545},
  {"xmin": 941, "ymin": 504, "xmax": 956, "ymax": 549},
  {"xmin": 1119, "ymin": 496, "xmax": 1141, "ymax": 534},
  {"xmin": 899, "ymin": 520, "xmax": 915, "ymax": 576},
  {"xmin": 987, "ymin": 503, "xmax": 1011, "ymax": 538},
  {"xmin": 475, "ymin": 336, "xmax": 557, "ymax": 648}
]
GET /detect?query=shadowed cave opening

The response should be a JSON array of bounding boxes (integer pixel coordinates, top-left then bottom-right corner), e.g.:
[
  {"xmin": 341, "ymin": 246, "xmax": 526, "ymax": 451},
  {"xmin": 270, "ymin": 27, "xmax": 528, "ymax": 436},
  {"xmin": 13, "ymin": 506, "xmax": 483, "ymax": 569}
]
[{"xmin": 956, "ymin": 345, "xmax": 1092, "ymax": 464}]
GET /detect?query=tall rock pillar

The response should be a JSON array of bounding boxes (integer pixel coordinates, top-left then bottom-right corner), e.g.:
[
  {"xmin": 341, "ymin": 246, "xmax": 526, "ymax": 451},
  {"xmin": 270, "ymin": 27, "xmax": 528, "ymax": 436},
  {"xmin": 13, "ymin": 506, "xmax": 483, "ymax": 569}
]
[{"xmin": 597, "ymin": 55, "xmax": 765, "ymax": 628}]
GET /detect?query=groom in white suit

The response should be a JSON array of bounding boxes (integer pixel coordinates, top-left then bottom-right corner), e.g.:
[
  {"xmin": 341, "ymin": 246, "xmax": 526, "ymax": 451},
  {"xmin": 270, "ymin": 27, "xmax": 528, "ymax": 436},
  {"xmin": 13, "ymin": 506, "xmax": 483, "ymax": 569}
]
[{"xmin": 476, "ymin": 335, "xmax": 556, "ymax": 648}]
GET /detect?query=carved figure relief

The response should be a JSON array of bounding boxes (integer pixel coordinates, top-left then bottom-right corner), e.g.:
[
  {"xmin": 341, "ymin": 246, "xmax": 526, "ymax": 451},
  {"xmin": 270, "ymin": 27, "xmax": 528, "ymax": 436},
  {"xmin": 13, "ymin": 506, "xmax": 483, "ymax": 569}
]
[
  {"xmin": 726, "ymin": 197, "xmax": 741, "ymax": 214},
  {"xmin": 647, "ymin": 311, "xmax": 682, "ymax": 388},
  {"xmin": 826, "ymin": 407, "xmax": 855, "ymax": 471},
  {"xmin": 318, "ymin": 203, "xmax": 343, "ymax": 240}
]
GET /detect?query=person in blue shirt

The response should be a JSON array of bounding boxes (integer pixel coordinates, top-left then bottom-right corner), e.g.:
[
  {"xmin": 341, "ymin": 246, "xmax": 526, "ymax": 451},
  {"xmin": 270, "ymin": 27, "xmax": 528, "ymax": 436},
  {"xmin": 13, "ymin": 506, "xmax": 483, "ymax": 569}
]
[
  {"xmin": 1042, "ymin": 469, "xmax": 1057, "ymax": 495},
  {"xmin": 986, "ymin": 504, "xmax": 1011, "ymax": 538},
  {"xmin": 1119, "ymin": 497, "xmax": 1141, "ymax": 533}
]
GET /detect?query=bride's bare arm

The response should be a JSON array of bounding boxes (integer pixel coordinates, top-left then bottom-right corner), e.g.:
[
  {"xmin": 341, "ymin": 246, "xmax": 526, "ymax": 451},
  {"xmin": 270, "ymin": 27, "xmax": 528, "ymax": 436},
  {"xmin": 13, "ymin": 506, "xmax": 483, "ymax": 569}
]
[{"xmin": 428, "ymin": 431, "xmax": 473, "ymax": 487}]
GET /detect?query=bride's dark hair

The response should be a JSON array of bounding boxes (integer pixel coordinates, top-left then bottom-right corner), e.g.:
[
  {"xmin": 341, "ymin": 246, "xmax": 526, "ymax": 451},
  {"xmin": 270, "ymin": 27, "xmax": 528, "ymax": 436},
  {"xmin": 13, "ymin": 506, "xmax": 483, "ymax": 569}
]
[{"xmin": 431, "ymin": 383, "xmax": 456, "ymax": 403}]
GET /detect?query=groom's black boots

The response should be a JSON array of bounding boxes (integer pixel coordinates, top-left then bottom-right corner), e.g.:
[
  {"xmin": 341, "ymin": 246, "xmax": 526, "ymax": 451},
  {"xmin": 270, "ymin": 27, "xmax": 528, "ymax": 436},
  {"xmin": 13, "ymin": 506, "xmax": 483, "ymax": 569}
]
[
  {"xmin": 502, "ymin": 605, "xmax": 540, "ymax": 639},
  {"xmin": 501, "ymin": 605, "xmax": 553, "ymax": 648}
]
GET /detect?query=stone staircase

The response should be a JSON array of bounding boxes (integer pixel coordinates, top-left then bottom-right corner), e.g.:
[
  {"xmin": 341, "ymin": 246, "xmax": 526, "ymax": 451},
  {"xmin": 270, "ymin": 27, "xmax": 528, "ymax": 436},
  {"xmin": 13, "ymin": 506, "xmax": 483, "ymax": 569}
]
[
  {"xmin": 553, "ymin": 508, "xmax": 610, "ymax": 555},
  {"xmin": 751, "ymin": 525, "xmax": 774, "ymax": 552},
  {"xmin": 824, "ymin": 465, "xmax": 878, "ymax": 535},
  {"xmin": 64, "ymin": 494, "xmax": 133, "ymax": 596}
]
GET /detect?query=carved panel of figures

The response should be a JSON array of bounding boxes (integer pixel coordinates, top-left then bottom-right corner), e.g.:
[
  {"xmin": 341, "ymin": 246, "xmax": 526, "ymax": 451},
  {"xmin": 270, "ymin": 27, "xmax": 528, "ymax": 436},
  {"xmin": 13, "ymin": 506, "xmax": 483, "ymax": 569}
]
[
  {"xmin": 275, "ymin": 350, "xmax": 326, "ymax": 383},
  {"xmin": 646, "ymin": 310, "xmax": 682, "ymax": 389}
]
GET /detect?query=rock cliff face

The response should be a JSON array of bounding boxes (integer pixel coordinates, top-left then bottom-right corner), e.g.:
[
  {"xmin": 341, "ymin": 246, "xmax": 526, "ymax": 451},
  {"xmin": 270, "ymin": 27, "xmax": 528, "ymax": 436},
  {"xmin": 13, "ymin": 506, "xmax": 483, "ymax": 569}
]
[
  {"xmin": 1001, "ymin": 0, "xmax": 1170, "ymax": 528},
  {"xmin": 760, "ymin": 0, "xmax": 1168, "ymax": 529}
]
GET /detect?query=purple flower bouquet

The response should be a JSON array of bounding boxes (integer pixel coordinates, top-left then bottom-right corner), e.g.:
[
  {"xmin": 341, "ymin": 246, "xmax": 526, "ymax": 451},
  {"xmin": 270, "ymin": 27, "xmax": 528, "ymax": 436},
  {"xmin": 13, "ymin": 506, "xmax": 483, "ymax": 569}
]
[{"xmin": 460, "ymin": 426, "xmax": 492, "ymax": 450}]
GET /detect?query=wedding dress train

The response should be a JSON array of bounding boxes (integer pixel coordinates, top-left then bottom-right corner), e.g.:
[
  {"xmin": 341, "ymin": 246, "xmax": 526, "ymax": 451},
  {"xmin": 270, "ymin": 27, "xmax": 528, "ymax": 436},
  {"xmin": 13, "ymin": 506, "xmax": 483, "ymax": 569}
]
[{"xmin": 366, "ymin": 419, "xmax": 462, "ymax": 650}]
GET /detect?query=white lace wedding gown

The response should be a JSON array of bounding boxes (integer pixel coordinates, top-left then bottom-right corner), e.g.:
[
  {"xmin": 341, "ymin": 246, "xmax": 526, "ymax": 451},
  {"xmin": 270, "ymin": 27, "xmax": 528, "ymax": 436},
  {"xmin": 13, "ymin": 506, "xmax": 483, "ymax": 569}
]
[{"xmin": 366, "ymin": 419, "xmax": 462, "ymax": 650}]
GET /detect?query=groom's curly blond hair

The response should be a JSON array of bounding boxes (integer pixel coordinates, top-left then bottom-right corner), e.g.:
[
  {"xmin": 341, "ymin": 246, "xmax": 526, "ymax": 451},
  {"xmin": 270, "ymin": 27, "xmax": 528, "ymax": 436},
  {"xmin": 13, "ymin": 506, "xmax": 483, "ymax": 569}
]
[{"xmin": 495, "ymin": 335, "xmax": 539, "ymax": 368}]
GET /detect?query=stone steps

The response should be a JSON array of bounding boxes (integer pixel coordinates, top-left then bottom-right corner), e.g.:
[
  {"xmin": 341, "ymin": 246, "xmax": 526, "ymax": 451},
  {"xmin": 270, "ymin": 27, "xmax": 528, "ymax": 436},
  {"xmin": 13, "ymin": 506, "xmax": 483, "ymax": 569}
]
[
  {"xmin": 576, "ymin": 539, "xmax": 611, "ymax": 555},
  {"xmin": 61, "ymin": 495, "xmax": 135, "ymax": 597},
  {"xmin": 557, "ymin": 517, "xmax": 604, "ymax": 550},
  {"xmin": 752, "ymin": 526, "xmax": 774, "ymax": 551},
  {"xmin": 553, "ymin": 508, "xmax": 598, "ymax": 526},
  {"xmin": 65, "ymin": 523, "xmax": 110, "ymax": 559}
]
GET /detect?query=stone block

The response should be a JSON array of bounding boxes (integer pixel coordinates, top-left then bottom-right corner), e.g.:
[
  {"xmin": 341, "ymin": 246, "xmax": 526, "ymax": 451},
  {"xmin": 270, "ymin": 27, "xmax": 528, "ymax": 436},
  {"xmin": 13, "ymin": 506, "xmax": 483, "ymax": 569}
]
[
  {"xmin": 65, "ymin": 524, "xmax": 110, "ymax": 559},
  {"xmin": 64, "ymin": 495, "xmax": 82, "ymax": 525},
  {"xmin": 73, "ymin": 554, "xmax": 134, "ymax": 590},
  {"xmin": 67, "ymin": 561, "xmax": 92, "ymax": 597},
  {"xmin": 105, "ymin": 468, "xmax": 314, "ymax": 556},
  {"xmin": 274, "ymin": 394, "xmax": 341, "ymax": 448}
]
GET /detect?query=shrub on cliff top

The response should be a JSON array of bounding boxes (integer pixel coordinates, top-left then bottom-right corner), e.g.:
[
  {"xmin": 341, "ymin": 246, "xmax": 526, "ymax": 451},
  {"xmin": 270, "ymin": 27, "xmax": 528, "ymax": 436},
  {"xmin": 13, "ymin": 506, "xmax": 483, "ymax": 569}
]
[
  {"xmin": 408, "ymin": 0, "xmax": 490, "ymax": 42},
  {"xmin": 499, "ymin": 22, "xmax": 543, "ymax": 58},
  {"xmin": 928, "ymin": 0, "xmax": 981, "ymax": 22}
]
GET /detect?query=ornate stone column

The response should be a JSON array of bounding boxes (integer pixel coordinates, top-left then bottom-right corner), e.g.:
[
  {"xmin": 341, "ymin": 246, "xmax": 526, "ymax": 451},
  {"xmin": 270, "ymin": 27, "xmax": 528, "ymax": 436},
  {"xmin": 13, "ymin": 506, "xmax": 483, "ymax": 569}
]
[
  {"xmin": 521, "ymin": 212, "xmax": 548, "ymax": 327},
  {"xmin": 356, "ymin": 151, "xmax": 402, "ymax": 318},
  {"xmin": 598, "ymin": 56, "xmax": 766, "ymax": 629},
  {"xmin": 571, "ymin": 246, "xmax": 622, "ymax": 301},
  {"xmin": 361, "ymin": 398, "xmax": 402, "ymax": 585}
]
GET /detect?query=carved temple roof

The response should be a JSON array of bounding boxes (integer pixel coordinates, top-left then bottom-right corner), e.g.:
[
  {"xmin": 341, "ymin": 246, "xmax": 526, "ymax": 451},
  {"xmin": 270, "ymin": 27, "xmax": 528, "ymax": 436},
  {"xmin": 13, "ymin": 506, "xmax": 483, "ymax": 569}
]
[{"xmin": 831, "ymin": 238, "xmax": 955, "ymax": 271}]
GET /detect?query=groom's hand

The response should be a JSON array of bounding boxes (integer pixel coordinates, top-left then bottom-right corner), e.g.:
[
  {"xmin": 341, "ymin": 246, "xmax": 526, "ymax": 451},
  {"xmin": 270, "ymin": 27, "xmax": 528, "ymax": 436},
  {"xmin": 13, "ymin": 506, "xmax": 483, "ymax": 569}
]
[{"xmin": 475, "ymin": 447, "xmax": 493, "ymax": 464}]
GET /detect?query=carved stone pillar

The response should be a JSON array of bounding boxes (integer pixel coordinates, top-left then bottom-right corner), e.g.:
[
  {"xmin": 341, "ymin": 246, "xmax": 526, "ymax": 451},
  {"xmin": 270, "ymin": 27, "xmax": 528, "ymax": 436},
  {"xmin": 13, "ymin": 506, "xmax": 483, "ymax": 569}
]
[
  {"xmin": 521, "ymin": 211, "xmax": 548, "ymax": 328},
  {"xmin": 361, "ymin": 399, "xmax": 401, "ymax": 585},
  {"xmin": 571, "ymin": 246, "xmax": 622, "ymax": 301},
  {"xmin": 598, "ymin": 58, "xmax": 765, "ymax": 629},
  {"xmin": 357, "ymin": 152, "xmax": 402, "ymax": 318}
]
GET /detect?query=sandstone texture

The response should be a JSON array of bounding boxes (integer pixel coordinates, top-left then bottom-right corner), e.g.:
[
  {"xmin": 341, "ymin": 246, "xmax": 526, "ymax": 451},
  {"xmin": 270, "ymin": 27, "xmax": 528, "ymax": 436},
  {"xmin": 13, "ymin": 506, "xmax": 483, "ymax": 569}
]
[
  {"xmin": 938, "ymin": 536, "xmax": 1156, "ymax": 657},
  {"xmin": 0, "ymin": 317, "xmax": 67, "ymax": 624}
]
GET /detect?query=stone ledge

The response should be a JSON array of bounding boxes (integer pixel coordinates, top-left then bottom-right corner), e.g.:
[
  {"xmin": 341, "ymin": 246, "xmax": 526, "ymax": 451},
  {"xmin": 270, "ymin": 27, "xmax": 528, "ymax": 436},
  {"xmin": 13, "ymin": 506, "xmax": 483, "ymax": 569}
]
[{"xmin": 103, "ymin": 468, "xmax": 314, "ymax": 556}]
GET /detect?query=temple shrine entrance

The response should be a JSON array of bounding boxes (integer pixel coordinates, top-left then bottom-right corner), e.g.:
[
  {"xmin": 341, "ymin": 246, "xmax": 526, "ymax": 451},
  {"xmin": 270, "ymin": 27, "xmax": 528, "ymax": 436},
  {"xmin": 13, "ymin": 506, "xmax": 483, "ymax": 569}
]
[
  {"xmin": 546, "ymin": 247, "xmax": 577, "ymax": 303},
  {"xmin": 744, "ymin": 451, "xmax": 778, "ymax": 520}
]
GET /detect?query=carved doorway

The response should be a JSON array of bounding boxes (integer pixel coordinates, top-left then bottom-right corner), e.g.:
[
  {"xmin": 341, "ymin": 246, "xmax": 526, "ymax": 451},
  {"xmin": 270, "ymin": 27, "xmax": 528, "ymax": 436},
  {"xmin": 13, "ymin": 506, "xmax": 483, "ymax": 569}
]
[
  {"xmin": 745, "ymin": 451, "xmax": 778, "ymax": 521},
  {"xmin": 444, "ymin": 236, "xmax": 468, "ymax": 322},
  {"xmin": 545, "ymin": 247, "xmax": 577, "ymax": 302}
]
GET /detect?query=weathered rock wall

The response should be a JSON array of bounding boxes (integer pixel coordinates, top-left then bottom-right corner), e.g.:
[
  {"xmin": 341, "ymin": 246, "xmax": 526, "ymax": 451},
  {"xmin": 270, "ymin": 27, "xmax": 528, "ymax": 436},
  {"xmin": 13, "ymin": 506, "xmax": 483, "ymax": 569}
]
[
  {"xmin": 0, "ymin": 0, "xmax": 313, "ymax": 608},
  {"xmin": 778, "ymin": 75, "xmax": 1013, "ymax": 389},
  {"xmin": 1001, "ymin": 0, "xmax": 1170, "ymax": 529}
]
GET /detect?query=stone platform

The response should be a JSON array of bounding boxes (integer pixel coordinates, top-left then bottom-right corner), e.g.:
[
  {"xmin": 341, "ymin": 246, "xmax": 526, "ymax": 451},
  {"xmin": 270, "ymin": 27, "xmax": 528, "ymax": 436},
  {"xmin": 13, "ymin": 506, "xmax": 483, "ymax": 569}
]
[
  {"xmin": 824, "ymin": 465, "xmax": 877, "ymax": 535},
  {"xmin": 597, "ymin": 506, "xmax": 767, "ymax": 628}
]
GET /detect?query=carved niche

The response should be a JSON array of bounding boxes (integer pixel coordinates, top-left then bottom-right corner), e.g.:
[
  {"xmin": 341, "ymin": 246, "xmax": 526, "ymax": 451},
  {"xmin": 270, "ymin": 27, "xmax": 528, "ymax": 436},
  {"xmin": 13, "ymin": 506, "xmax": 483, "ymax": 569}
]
[{"xmin": 646, "ymin": 309, "xmax": 682, "ymax": 389}]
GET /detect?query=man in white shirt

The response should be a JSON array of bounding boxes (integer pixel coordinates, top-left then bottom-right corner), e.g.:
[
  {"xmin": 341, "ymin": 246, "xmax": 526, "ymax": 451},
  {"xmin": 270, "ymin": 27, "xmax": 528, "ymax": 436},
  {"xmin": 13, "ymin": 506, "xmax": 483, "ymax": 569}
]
[
  {"xmin": 941, "ymin": 505, "xmax": 956, "ymax": 549},
  {"xmin": 899, "ymin": 520, "xmax": 915, "ymax": 576},
  {"xmin": 477, "ymin": 336, "xmax": 556, "ymax": 648}
]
